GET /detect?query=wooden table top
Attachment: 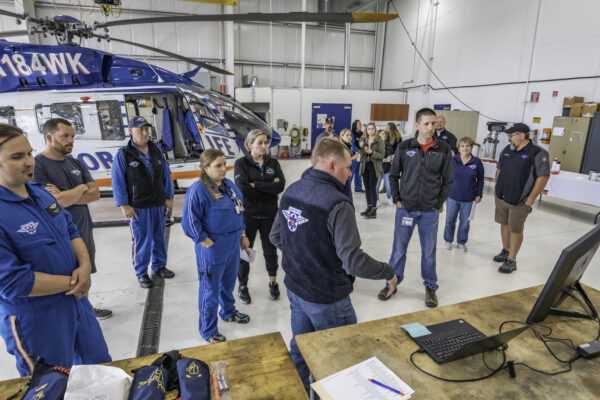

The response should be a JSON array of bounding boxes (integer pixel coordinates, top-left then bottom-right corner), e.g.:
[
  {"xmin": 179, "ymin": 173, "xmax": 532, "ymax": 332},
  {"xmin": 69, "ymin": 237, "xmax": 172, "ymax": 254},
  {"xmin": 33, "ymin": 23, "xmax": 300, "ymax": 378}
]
[
  {"xmin": 0, "ymin": 331, "xmax": 307, "ymax": 400},
  {"xmin": 296, "ymin": 285, "xmax": 600, "ymax": 400}
]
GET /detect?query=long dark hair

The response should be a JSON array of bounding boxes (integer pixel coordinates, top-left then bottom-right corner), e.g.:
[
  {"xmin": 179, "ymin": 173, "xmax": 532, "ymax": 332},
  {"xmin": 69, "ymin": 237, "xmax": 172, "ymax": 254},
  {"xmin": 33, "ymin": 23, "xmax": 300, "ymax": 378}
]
[{"xmin": 351, "ymin": 119, "xmax": 362, "ymax": 134}]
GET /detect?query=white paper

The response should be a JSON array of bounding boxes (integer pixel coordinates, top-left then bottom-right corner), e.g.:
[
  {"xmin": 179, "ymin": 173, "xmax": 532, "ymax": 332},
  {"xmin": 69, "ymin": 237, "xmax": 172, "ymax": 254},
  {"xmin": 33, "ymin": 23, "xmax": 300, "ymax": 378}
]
[
  {"xmin": 552, "ymin": 127, "xmax": 565, "ymax": 137},
  {"xmin": 240, "ymin": 247, "xmax": 256, "ymax": 263},
  {"xmin": 469, "ymin": 203, "xmax": 476, "ymax": 221},
  {"xmin": 311, "ymin": 357, "xmax": 414, "ymax": 400},
  {"xmin": 65, "ymin": 365, "xmax": 132, "ymax": 400}
]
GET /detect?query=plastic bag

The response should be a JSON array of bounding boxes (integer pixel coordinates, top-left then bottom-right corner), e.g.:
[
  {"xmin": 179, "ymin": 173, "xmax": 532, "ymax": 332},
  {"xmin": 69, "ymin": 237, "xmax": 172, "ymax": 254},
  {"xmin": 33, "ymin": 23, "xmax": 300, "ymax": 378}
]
[{"xmin": 64, "ymin": 365, "xmax": 132, "ymax": 400}]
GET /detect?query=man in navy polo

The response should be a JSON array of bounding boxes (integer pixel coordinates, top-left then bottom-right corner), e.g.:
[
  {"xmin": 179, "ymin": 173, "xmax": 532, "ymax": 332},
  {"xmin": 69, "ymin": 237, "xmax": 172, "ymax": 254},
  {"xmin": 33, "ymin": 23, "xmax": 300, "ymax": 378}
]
[{"xmin": 493, "ymin": 123, "xmax": 550, "ymax": 273}]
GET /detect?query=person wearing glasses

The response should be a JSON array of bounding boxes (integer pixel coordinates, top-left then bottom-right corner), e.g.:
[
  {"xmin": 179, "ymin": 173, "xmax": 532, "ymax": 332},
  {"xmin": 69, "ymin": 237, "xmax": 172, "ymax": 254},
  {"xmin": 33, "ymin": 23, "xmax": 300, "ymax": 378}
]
[{"xmin": 493, "ymin": 123, "xmax": 550, "ymax": 274}]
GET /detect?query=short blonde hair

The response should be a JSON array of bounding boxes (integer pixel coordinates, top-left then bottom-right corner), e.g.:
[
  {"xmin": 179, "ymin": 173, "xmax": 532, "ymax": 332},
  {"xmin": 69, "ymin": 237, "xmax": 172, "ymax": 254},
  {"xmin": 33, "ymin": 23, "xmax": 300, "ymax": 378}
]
[
  {"xmin": 244, "ymin": 129, "xmax": 268, "ymax": 151},
  {"xmin": 459, "ymin": 136, "xmax": 475, "ymax": 147},
  {"xmin": 312, "ymin": 137, "xmax": 350, "ymax": 166}
]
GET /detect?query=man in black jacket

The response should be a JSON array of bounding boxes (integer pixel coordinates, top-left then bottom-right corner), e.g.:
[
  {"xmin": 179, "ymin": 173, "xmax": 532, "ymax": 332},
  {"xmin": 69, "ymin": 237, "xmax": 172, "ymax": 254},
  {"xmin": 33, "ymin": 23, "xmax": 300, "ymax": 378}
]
[{"xmin": 382, "ymin": 108, "xmax": 453, "ymax": 307}]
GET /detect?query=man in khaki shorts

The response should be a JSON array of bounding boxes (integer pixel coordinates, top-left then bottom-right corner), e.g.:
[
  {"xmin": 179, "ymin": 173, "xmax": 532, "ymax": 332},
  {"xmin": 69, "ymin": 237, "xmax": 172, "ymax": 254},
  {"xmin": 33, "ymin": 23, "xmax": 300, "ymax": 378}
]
[{"xmin": 493, "ymin": 123, "xmax": 550, "ymax": 273}]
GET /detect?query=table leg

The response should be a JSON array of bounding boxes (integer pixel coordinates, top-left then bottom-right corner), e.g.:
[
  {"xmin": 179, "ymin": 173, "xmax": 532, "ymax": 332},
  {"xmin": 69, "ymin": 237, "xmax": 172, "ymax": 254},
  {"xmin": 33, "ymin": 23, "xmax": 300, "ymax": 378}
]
[{"xmin": 538, "ymin": 193, "xmax": 542, "ymax": 205}]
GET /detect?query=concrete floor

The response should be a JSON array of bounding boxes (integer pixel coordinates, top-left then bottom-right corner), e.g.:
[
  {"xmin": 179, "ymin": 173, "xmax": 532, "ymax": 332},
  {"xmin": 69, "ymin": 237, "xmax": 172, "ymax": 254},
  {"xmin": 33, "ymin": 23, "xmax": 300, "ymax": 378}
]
[{"xmin": 1, "ymin": 159, "xmax": 599, "ymax": 379}]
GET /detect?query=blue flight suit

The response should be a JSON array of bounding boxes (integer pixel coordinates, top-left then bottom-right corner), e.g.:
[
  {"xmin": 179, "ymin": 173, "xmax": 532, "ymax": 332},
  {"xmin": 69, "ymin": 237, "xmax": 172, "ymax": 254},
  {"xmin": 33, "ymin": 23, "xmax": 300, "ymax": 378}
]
[
  {"xmin": 112, "ymin": 141, "xmax": 174, "ymax": 277},
  {"xmin": 0, "ymin": 183, "xmax": 110, "ymax": 376},
  {"xmin": 181, "ymin": 178, "xmax": 244, "ymax": 340}
]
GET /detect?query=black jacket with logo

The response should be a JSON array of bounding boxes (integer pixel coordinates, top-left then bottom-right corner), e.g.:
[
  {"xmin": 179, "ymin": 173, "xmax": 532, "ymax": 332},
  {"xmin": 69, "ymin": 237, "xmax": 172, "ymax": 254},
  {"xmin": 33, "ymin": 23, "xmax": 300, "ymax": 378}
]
[
  {"xmin": 389, "ymin": 137, "xmax": 454, "ymax": 211},
  {"xmin": 234, "ymin": 155, "xmax": 286, "ymax": 218}
]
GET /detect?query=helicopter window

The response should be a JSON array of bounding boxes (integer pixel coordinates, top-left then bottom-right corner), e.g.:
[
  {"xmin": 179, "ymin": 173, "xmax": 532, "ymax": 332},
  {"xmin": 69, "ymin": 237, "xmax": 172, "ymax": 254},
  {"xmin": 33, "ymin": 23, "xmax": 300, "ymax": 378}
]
[
  {"xmin": 97, "ymin": 101, "xmax": 125, "ymax": 141},
  {"xmin": 190, "ymin": 101, "xmax": 219, "ymax": 122},
  {"xmin": 34, "ymin": 103, "xmax": 86, "ymax": 136},
  {"xmin": 0, "ymin": 107, "xmax": 16, "ymax": 126}
]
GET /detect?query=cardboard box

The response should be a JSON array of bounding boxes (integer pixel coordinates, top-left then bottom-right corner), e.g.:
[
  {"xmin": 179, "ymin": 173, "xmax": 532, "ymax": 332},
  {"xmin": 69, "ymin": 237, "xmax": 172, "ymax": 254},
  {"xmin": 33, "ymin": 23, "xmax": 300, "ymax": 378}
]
[
  {"xmin": 569, "ymin": 103, "xmax": 584, "ymax": 117},
  {"xmin": 563, "ymin": 96, "xmax": 585, "ymax": 107},
  {"xmin": 581, "ymin": 102, "xmax": 599, "ymax": 117}
]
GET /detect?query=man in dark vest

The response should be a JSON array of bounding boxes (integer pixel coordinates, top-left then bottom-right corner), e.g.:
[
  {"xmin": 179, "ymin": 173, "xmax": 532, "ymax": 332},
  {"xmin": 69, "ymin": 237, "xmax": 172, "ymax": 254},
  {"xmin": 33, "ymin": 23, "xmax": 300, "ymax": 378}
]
[
  {"xmin": 111, "ymin": 116, "xmax": 175, "ymax": 288},
  {"xmin": 270, "ymin": 138, "xmax": 397, "ymax": 392}
]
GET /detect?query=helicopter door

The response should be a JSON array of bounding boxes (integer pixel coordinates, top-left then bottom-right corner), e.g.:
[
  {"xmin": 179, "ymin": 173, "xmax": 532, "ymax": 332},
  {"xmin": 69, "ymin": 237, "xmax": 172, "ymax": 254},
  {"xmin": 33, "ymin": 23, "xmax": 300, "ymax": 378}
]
[{"xmin": 179, "ymin": 91, "xmax": 243, "ymax": 160}]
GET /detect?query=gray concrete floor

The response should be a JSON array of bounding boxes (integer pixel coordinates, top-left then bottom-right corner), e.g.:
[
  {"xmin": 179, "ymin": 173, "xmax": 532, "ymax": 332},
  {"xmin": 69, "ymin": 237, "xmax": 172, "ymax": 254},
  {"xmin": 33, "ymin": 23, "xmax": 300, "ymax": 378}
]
[{"xmin": 1, "ymin": 159, "xmax": 599, "ymax": 379}]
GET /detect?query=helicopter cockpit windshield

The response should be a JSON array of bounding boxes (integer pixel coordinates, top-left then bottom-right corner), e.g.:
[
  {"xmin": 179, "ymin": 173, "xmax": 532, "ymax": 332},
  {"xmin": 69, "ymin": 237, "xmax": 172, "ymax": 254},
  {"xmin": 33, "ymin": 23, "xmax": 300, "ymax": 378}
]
[{"xmin": 182, "ymin": 86, "xmax": 273, "ymax": 145}]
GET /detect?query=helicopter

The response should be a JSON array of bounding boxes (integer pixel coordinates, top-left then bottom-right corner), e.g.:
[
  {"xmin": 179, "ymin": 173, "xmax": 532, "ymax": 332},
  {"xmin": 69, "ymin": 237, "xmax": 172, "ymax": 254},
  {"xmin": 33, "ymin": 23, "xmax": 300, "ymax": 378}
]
[{"xmin": 0, "ymin": 9, "xmax": 396, "ymax": 186}]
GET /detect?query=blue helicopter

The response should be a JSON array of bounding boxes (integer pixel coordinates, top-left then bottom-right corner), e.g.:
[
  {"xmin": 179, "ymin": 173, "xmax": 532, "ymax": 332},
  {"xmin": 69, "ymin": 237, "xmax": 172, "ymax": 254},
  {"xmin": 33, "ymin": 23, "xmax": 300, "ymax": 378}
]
[{"xmin": 0, "ymin": 11, "xmax": 395, "ymax": 185}]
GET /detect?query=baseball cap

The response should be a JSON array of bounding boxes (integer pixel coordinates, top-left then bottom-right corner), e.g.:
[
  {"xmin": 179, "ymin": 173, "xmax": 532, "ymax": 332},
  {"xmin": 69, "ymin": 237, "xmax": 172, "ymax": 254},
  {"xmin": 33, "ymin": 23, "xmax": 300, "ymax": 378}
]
[
  {"xmin": 129, "ymin": 116, "xmax": 152, "ymax": 129},
  {"xmin": 325, "ymin": 117, "xmax": 334, "ymax": 124},
  {"xmin": 505, "ymin": 122, "xmax": 530, "ymax": 135}
]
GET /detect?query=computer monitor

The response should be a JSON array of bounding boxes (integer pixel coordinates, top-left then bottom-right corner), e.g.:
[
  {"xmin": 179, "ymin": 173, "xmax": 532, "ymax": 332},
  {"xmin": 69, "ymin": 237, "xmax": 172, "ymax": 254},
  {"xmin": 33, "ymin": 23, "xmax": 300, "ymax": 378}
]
[{"xmin": 527, "ymin": 225, "xmax": 600, "ymax": 324}]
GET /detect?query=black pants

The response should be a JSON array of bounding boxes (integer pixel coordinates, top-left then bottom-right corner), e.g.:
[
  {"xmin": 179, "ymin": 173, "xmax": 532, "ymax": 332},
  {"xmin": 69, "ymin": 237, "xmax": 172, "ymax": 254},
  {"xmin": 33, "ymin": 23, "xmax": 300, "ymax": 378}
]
[
  {"xmin": 363, "ymin": 161, "xmax": 378, "ymax": 208},
  {"xmin": 238, "ymin": 215, "xmax": 279, "ymax": 286}
]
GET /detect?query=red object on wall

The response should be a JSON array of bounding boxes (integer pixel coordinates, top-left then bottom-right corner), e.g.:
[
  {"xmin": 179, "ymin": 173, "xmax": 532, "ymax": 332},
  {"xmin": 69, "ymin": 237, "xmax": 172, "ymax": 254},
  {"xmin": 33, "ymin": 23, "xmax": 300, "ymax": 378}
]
[
  {"xmin": 552, "ymin": 91, "xmax": 558, "ymax": 97},
  {"xmin": 530, "ymin": 92, "xmax": 540, "ymax": 102}
]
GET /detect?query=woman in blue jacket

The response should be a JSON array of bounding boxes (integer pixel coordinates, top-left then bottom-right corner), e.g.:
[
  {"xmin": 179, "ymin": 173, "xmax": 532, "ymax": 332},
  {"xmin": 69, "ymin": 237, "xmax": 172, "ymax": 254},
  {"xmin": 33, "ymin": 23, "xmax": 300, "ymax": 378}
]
[
  {"xmin": 182, "ymin": 149, "xmax": 251, "ymax": 344},
  {"xmin": 443, "ymin": 137, "xmax": 484, "ymax": 252}
]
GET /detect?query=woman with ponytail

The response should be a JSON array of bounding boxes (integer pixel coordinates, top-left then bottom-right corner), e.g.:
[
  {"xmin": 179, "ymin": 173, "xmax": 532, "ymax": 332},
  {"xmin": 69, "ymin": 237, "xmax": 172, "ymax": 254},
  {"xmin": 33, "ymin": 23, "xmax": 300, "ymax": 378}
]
[{"xmin": 182, "ymin": 149, "xmax": 251, "ymax": 344}]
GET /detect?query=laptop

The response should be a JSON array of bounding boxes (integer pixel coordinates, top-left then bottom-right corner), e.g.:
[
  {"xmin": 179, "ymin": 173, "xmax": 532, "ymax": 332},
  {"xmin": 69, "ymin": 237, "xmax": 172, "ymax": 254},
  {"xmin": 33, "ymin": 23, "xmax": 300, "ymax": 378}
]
[{"xmin": 406, "ymin": 319, "xmax": 530, "ymax": 364}]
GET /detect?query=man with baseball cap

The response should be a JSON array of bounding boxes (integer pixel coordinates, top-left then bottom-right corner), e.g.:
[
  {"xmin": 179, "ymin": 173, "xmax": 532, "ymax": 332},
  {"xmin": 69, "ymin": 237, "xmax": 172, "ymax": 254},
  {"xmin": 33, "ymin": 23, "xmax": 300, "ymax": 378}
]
[
  {"xmin": 493, "ymin": 122, "xmax": 550, "ymax": 273},
  {"xmin": 111, "ymin": 116, "xmax": 176, "ymax": 288},
  {"xmin": 315, "ymin": 116, "xmax": 336, "ymax": 144}
]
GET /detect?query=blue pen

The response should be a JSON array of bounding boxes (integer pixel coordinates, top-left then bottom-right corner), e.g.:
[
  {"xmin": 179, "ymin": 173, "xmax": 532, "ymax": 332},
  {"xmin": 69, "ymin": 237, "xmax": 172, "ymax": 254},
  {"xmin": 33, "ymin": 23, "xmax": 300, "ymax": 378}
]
[{"xmin": 368, "ymin": 378, "xmax": 405, "ymax": 396}]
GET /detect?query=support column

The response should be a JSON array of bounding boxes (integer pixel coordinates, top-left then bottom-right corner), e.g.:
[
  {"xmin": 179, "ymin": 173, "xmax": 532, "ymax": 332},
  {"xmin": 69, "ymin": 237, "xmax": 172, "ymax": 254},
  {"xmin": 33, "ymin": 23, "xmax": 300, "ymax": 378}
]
[
  {"xmin": 224, "ymin": 6, "xmax": 235, "ymax": 96},
  {"xmin": 14, "ymin": 0, "xmax": 38, "ymax": 44},
  {"xmin": 342, "ymin": 23, "xmax": 351, "ymax": 89}
]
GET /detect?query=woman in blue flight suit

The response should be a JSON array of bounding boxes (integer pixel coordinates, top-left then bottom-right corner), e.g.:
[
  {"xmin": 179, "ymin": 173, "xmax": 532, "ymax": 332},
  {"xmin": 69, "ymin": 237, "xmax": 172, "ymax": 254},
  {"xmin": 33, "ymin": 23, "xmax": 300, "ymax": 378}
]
[{"xmin": 182, "ymin": 149, "xmax": 251, "ymax": 344}]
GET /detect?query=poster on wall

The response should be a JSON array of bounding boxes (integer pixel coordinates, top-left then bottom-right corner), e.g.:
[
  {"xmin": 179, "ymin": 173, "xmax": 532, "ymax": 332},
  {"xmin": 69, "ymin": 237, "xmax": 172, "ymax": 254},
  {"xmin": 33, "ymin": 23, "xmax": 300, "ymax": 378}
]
[{"xmin": 316, "ymin": 114, "xmax": 330, "ymax": 129}]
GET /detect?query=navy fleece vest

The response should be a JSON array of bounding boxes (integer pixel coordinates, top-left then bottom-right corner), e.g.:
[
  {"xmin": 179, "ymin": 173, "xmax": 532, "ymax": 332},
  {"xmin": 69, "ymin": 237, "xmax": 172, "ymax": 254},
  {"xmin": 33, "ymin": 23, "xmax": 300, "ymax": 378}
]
[{"xmin": 279, "ymin": 168, "xmax": 353, "ymax": 304}]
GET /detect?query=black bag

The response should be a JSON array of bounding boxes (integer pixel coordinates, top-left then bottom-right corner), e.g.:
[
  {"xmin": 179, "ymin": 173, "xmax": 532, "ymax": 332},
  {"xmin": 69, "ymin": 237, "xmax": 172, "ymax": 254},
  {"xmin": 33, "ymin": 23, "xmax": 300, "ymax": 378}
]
[{"xmin": 128, "ymin": 350, "xmax": 181, "ymax": 400}]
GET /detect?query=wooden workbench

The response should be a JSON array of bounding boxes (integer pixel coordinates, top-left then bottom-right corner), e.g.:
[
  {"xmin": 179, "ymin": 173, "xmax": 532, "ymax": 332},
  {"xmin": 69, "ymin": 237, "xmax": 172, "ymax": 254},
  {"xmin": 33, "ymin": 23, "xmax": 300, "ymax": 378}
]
[
  {"xmin": 0, "ymin": 332, "xmax": 307, "ymax": 400},
  {"xmin": 296, "ymin": 285, "xmax": 600, "ymax": 400}
]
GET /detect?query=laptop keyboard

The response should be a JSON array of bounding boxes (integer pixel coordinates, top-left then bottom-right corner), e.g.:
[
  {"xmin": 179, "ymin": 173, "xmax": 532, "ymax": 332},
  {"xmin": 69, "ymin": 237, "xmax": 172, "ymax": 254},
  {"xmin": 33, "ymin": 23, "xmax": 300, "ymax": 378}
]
[{"xmin": 421, "ymin": 330, "xmax": 486, "ymax": 360}]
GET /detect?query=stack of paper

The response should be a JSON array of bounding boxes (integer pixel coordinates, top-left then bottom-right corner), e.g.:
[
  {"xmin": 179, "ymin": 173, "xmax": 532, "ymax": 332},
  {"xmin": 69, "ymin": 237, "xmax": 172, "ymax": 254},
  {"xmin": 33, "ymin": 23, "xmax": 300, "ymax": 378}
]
[{"xmin": 311, "ymin": 357, "xmax": 414, "ymax": 400}]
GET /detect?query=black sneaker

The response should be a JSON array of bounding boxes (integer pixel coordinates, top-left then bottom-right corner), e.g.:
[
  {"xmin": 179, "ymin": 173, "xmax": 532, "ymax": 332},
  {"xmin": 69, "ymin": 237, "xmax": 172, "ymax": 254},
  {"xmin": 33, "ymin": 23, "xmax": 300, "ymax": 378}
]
[
  {"xmin": 208, "ymin": 333, "xmax": 226, "ymax": 344},
  {"xmin": 269, "ymin": 282, "xmax": 280, "ymax": 300},
  {"xmin": 138, "ymin": 274, "xmax": 153, "ymax": 289},
  {"xmin": 366, "ymin": 208, "xmax": 377, "ymax": 219},
  {"xmin": 360, "ymin": 207, "xmax": 371, "ymax": 217},
  {"xmin": 154, "ymin": 267, "xmax": 175, "ymax": 279},
  {"xmin": 238, "ymin": 285, "xmax": 251, "ymax": 304},
  {"xmin": 493, "ymin": 248, "xmax": 510, "ymax": 262},
  {"xmin": 425, "ymin": 287, "xmax": 438, "ymax": 308},
  {"xmin": 94, "ymin": 308, "xmax": 112, "ymax": 320},
  {"xmin": 355, "ymin": 188, "xmax": 365, "ymax": 193},
  {"xmin": 499, "ymin": 259, "xmax": 517, "ymax": 274},
  {"xmin": 226, "ymin": 310, "xmax": 250, "ymax": 324}
]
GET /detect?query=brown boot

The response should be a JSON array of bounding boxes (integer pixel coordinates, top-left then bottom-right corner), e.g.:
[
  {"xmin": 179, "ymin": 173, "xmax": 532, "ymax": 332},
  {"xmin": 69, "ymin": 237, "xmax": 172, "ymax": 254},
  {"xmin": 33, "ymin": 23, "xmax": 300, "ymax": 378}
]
[{"xmin": 425, "ymin": 287, "xmax": 438, "ymax": 308}]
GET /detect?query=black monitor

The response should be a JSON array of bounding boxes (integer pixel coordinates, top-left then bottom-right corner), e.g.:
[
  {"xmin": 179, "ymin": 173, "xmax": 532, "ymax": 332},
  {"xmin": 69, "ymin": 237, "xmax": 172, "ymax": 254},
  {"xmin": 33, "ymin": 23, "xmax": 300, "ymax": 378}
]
[{"xmin": 527, "ymin": 225, "xmax": 600, "ymax": 324}]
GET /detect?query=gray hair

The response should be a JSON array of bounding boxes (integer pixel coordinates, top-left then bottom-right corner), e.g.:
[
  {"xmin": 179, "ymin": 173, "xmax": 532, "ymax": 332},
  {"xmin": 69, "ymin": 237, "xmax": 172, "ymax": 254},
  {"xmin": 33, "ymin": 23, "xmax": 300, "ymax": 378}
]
[{"xmin": 244, "ymin": 129, "xmax": 269, "ymax": 151}]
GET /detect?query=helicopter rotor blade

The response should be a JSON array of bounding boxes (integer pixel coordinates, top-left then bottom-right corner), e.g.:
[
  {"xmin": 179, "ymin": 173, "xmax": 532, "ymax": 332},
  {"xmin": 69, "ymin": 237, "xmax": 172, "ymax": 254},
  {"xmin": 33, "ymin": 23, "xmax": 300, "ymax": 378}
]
[
  {"xmin": 94, "ymin": 12, "xmax": 397, "ymax": 29},
  {"xmin": 0, "ymin": 30, "xmax": 29, "ymax": 38},
  {"xmin": 0, "ymin": 10, "xmax": 27, "ymax": 20},
  {"xmin": 94, "ymin": 34, "xmax": 234, "ymax": 76}
]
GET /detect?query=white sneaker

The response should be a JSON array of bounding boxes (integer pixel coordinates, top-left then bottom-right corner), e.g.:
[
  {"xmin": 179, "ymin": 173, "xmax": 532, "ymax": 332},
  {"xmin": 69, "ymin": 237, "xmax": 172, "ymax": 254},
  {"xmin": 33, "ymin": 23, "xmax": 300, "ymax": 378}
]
[
  {"xmin": 387, "ymin": 198, "xmax": 394, "ymax": 206},
  {"xmin": 458, "ymin": 244, "xmax": 468, "ymax": 252},
  {"xmin": 444, "ymin": 242, "xmax": 452, "ymax": 250}
]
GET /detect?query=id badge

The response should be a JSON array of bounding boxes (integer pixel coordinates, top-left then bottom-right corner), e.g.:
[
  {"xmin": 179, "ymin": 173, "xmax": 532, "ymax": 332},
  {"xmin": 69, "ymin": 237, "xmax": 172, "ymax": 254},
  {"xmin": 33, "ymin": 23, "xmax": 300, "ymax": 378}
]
[{"xmin": 401, "ymin": 216, "xmax": 414, "ymax": 227}]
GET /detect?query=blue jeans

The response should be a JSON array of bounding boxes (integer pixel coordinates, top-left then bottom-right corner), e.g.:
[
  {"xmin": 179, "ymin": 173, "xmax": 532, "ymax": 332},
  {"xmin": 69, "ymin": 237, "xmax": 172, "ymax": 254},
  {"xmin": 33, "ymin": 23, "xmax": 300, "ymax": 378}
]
[
  {"xmin": 389, "ymin": 208, "xmax": 439, "ymax": 290},
  {"xmin": 444, "ymin": 197, "xmax": 473, "ymax": 245},
  {"xmin": 287, "ymin": 288, "xmax": 357, "ymax": 393},
  {"xmin": 376, "ymin": 172, "xmax": 391, "ymax": 200},
  {"xmin": 350, "ymin": 160, "xmax": 362, "ymax": 190}
]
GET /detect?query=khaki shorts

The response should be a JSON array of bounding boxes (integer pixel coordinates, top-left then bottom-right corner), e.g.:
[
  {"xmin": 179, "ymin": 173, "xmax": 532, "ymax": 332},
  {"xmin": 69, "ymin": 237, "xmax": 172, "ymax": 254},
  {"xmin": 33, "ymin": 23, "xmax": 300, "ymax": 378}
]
[{"xmin": 494, "ymin": 196, "xmax": 532, "ymax": 234}]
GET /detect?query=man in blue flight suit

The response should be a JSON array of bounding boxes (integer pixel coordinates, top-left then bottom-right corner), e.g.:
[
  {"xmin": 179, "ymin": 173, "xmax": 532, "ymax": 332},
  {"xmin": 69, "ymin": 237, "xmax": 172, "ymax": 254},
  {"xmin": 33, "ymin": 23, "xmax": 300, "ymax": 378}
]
[
  {"xmin": 0, "ymin": 124, "xmax": 111, "ymax": 376},
  {"xmin": 112, "ymin": 116, "xmax": 176, "ymax": 288}
]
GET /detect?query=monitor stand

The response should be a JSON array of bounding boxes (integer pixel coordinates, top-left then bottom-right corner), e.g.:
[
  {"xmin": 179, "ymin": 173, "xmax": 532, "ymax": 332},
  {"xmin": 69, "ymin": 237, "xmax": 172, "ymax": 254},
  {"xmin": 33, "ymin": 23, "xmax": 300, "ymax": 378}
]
[{"xmin": 549, "ymin": 282, "xmax": 599, "ymax": 320}]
